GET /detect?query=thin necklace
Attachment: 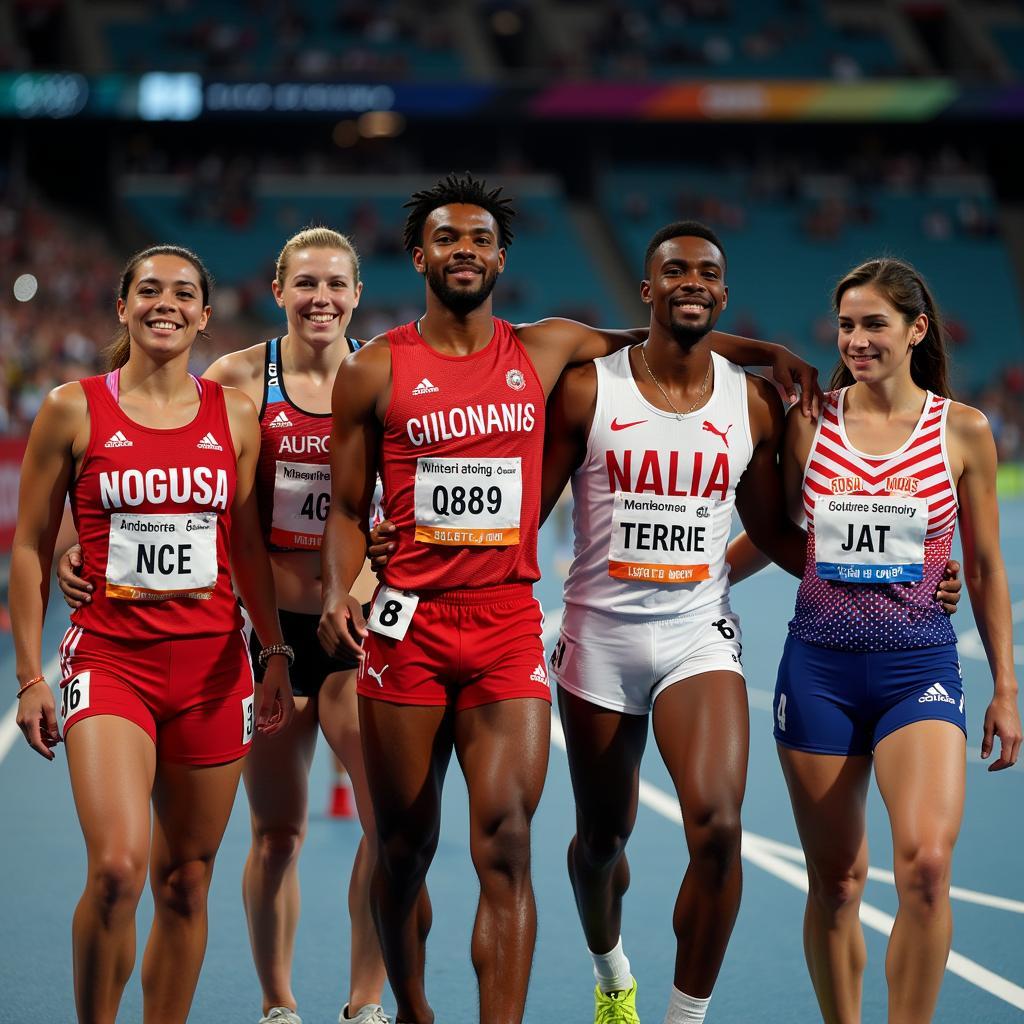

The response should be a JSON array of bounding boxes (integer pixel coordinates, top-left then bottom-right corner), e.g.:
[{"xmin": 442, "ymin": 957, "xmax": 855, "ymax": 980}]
[{"xmin": 640, "ymin": 346, "xmax": 712, "ymax": 419}]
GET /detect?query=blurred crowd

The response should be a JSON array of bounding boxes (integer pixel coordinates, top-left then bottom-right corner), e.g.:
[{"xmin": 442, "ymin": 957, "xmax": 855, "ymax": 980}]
[{"xmin": 2, "ymin": 187, "xmax": 1022, "ymax": 461}]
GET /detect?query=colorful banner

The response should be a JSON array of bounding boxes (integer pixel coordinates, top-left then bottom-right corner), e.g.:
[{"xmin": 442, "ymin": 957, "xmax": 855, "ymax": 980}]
[{"xmin": 0, "ymin": 437, "xmax": 27, "ymax": 552}]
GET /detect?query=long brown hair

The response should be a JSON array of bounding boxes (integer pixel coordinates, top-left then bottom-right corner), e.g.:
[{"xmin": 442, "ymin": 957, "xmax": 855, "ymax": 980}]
[
  {"xmin": 107, "ymin": 245, "xmax": 212, "ymax": 370},
  {"xmin": 829, "ymin": 257, "xmax": 953, "ymax": 398}
]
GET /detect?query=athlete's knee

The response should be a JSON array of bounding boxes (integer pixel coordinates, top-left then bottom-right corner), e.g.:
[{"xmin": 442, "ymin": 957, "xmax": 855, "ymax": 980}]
[
  {"xmin": 807, "ymin": 859, "xmax": 866, "ymax": 916},
  {"xmin": 376, "ymin": 824, "xmax": 437, "ymax": 887},
  {"xmin": 686, "ymin": 803, "xmax": 742, "ymax": 881},
  {"xmin": 472, "ymin": 806, "xmax": 533, "ymax": 884},
  {"xmin": 574, "ymin": 816, "xmax": 631, "ymax": 872},
  {"xmin": 895, "ymin": 841, "xmax": 953, "ymax": 912},
  {"xmin": 251, "ymin": 822, "xmax": 305, "ymax": 876},
  {"xmin": 153, "ymin": 857, "xmax": 214, "ymax": 919},
  {"xmin": 87, "ymin": 851, "xmax": 148, "ymax": 919}
]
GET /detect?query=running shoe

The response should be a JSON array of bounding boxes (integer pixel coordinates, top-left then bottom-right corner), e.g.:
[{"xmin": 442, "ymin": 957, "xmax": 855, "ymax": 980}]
[
  {"xmin": 594, "ymin": 978, "xmax": 640, "ymax": 1024},
  {"xmin": 259, "ymin": 1009, "xmax": 302, "ymax": 1024},
  {"xmin": 340, "ymin": 1003, "xmax": 391, "ymax": 1024}
]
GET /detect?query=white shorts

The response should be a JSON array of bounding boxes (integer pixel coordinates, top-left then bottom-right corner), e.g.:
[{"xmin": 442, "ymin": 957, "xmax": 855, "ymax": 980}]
[{"xmin": 551, "ymin": 601, "xmax": 744, "ymax": 715}]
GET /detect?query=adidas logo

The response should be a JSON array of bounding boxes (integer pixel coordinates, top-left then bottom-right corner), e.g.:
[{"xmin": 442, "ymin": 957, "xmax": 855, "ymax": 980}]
[
  {"xmin": 197, "ymin": 432, "xmax": 223, "ymax": 451},
  {"xmin": 412, "ymin": 377, "xmax": 439, "ymax": 395},
  {"xmin": 918, "ymin": 683, "xmax": 956, "ymax": 705},
  {"xmin": 269, "ymin": 410, "xmax": 293, "ymax": 428},
  {"xmin": 104, "ymin": 431, "xmax": 133, "ymax": 448},
  {"xmin": 530, "ymin": 663, "xmax": 548, "ymax": 685}
]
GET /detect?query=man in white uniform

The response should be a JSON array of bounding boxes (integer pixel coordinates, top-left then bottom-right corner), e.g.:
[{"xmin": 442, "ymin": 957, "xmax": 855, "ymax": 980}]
[{"xmin": 542, "ymin": 222, "xmax": 806, "ymax": 1024}]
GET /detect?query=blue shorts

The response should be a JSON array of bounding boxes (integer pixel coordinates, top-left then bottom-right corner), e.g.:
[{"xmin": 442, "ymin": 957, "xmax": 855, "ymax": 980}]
[{"xmin": 773, "ymin": 635, "xmax": 966, "ymax": 756}]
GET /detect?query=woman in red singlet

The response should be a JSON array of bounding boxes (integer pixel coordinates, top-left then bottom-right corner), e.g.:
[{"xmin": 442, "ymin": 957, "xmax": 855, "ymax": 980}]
[
  {"xmin": 59, "ymin": 227, "xmax": 387, "ymax": 1024},
  {"xmin": 11, "ymin": 246, "xmax": 293, "ymax": 1024}
]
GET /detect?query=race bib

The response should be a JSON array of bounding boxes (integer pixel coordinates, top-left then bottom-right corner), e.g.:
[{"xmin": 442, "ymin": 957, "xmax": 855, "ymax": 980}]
[
  {"xmin": 607, "ymin": 492, "xmax": 717, "ymax": 583},
  {"xmin": 105, "ymin": 512, "xmax": 218, "ymax": 600},
  {"xmin": 271, "ymin": 461, "xmax": 331, "ymax": 549},
  {"xmin": 414, "ymin": 457, "xmax": 521, "ymax": 546},
  {"xmin": 367, "ymin": 585, "xmax": 419, "ymax": 641},
  {"xmin": 59, "ymin": 671, "xmax": 90, "ymax": 728},
  {"xmin": 814, "ymin": 496, "xmax": 927, "ymax": 583}
]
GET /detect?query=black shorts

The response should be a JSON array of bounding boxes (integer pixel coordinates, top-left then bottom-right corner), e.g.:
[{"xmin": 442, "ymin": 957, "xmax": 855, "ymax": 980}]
[{"xmin": 250, "ymin": 606, "xmax": 370, "ymax": 697}]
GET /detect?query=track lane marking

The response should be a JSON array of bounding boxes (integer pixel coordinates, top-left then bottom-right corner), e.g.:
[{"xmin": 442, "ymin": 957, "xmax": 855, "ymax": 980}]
[
  {"xmin": 0, "ymin": 654, "xmax": 62, "ymax": 766},
  {"xmin": 543, "ymin": 605, "xmax": 1024, "ymax": 1011}
]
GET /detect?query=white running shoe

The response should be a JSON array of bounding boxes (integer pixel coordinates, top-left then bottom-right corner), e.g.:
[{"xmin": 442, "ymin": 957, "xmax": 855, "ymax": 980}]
[
  {"xmin": 340, "ymin": 1004, "xmax": 391, "ymax": 1024},
  {"xmin": 259, "ymin": 1009, "xmax": 302, "ymax": 1024}
]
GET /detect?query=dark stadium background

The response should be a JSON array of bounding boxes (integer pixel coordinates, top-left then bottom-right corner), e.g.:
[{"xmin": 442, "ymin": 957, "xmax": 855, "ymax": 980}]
[{"xmin": 1, "ymin": 2, "xmax": 1022, "ymax": 1021}]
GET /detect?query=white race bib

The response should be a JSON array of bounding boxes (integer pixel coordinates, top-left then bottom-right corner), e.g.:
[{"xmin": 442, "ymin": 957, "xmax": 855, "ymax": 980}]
[
  {"xmin": 59, "ymin": 671, "xmax": 90, "ymax": 728},
  {"xmin": 367, "ymin": 585, "xmax": 419, "ymax": 641},
  {"xmin": 607, "ymin": 492, "xmax": 717, "ymax": 584},
  {"xmin": 814, "ymin": 496, "xmax": 927, "ymax": 583},
  {"xmin": 413, "ymin": 457, "xmax": 521, "ymax": 546},
  {"xmin": 105, "ymin": 512, "xmax": 218, "ymax": 600},
  {"xmin": 271, "ymin": 461, "xmax": 331, "ymax": 548}
]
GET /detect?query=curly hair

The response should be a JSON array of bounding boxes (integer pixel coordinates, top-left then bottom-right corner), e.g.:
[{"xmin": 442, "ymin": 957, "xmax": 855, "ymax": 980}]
[{"xmin": 402, "ymin": 171, "xmax": 516, "ymax": 253}]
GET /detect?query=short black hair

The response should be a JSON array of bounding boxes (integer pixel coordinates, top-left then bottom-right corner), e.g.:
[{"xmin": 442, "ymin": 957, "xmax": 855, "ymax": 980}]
[
  {"xmin": 643, "ymin": 220, "xmax": 727, "ymax": 276},
  {"xmin": 402, "ymin": 171, "xmax": 516, "ymax": 253}
]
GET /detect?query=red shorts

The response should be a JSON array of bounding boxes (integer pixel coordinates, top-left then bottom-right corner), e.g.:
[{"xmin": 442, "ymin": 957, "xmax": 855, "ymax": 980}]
[
  {"xmin": 58, "ymin": 626, "xmax": 255, "ymax": 765},
  {"xmin": 358, "ymin": 584, "xmax": 551, "ymax": 711}
]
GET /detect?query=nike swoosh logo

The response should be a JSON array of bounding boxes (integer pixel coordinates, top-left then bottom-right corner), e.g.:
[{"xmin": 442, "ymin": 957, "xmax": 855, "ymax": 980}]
[{"xmin": 610, "ymin": 418, "xmax": 647, "ymax": 431}]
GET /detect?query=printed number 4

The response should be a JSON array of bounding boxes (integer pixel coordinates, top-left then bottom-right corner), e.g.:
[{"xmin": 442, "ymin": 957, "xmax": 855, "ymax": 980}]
[
  {"xmin": 777, "ymin": 693, "xmax": 787, "ymax": 732},
  {"xmin": 61, "ymin": 678, "xmax": 82, "ymax": 718}
]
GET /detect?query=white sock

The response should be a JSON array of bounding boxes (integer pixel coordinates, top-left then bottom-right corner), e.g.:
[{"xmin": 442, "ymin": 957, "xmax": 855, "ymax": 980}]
[
  {"xmin": 589, "ymin": 936, "xmax": 632, "ymax": 993},
  {"xmin": 663, "ymin": 986, "xmax": 711, "ymax": 1024}
]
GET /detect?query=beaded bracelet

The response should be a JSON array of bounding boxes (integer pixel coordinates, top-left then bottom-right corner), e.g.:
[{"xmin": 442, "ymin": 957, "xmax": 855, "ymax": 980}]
[
  {"xmin": 16, "ymin": 675, "xmax": 46, "ymax": 699},
  {"xmin": 257, "ymin": 643, "xmax": 295, "ymax": 669}
]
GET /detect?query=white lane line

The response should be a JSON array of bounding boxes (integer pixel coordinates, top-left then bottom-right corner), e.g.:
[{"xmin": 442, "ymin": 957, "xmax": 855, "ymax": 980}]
[
  {"xmin": 551, "ymin": 721, "xmax": 1024, "ymax": 1010},
  {"xmin": 543, "ymin": 598, "xmax": 1024, "ymax": 1011},
  {"xmin": 746, "ymin": 833, "xmax": 1024, "ymax": 914},
  {"xmin": 0, "ymin": 654, "xmax": 61, "ymax": 767}
]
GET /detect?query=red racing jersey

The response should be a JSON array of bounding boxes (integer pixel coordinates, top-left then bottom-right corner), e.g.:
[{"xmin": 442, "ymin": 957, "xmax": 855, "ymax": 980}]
[
  {"xmin": 379, "ymin": 318, "xmax": 544, "ymax": 591},
  {"xmin": 70, "ymin": 374, "xmax": 242, "ymax": 640}
]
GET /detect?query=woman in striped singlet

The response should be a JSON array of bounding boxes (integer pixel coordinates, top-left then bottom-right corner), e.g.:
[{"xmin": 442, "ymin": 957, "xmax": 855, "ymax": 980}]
[{"xmin": 773, "ymin": 258, "xmax": 1021, "ymax": 1023}]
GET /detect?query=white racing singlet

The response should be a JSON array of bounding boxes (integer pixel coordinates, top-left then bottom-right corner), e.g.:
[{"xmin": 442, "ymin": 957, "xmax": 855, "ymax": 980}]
[{"xmin": 563, "ymin": 348, "xmax": 754, "ymax": 619}]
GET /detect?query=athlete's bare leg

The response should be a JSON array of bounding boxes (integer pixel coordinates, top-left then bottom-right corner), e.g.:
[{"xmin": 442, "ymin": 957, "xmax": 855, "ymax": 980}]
[
  {"xmin": 66, "ymin": 716, "xmax": 156, "ymax": 1024},
  {"xmin": 241, "ymin": 689, "xmax": 319, "ymax": 1014},
  {"xmin": 453, "ymin": 697, "xmax": 550, "ymax": 1024},
  {"xmin": 359, "ymin": 697, "xmax": 452, "ymax": 1024},
  {"xmin": 558, "ymin": 687, "xmax": 648, "ymax": 958},
  {"xmin": 874, "ymin": 721, "xmax": 965, "ymax": 1024},
  {"xmin": 319, "ymin": 668, "xmax": 388, "ymax": 1012},
  {"xmin": 652, "ymin": 671, "xmax": 748, "ymax": 998},
  {"xmin": 141, "ymin": 756, "xmax": 245, "ymax": 1023},
  {"xmin": 777, "ymin": 747, "xmax": 872, "ymax": 1024}
]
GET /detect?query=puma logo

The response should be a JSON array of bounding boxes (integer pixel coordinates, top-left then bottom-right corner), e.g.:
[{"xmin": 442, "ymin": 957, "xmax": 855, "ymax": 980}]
[
  {"xmin": 367, "ymin": 664, "xmax": 389, "ymax": 687},
  {"xmin": 702, "ymin": 421, "xmax": 732, "ymax": 448}
]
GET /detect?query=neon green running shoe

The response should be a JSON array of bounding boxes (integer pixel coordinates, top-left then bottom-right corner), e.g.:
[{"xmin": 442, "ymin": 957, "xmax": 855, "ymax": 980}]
[{"xmin": 594, "ymin": 978, "xmax": 640, "ymax": 1024}]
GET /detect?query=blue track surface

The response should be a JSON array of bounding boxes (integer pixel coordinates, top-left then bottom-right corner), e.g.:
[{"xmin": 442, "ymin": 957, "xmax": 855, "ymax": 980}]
[{"xmin": 2, "ymin": 501, "xmax": 1022, "ymax": 1022}]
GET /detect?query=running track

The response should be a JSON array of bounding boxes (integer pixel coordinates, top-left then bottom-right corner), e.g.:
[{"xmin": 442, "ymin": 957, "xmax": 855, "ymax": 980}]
[{"xmin": 1, "ymin": 500, "xmax": 1021, "ymax": 1022}]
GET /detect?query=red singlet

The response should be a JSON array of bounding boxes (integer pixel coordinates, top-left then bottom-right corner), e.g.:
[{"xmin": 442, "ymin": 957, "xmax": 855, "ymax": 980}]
[
  {"xmin": 379, "ymin": 318, "xmax": 545, "ymax": 591},
  {"xmin": 70, "ymin": 374, "xmax": 242, "ymax": 640}
]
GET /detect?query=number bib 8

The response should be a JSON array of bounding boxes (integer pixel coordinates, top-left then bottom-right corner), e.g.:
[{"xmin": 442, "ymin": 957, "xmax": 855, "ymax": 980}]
[
  {"xmin": 814, "ymin": 495, "xmax": 928, "ymax": 583},
  {"xmin": 105, "ymin": 512, "xmax": 218, "ymax": 600},
  {"xmin": 367, "ymin": 585, "xmax": 419, "ymax": 641},
  {"xmin": 272, "ymin": 461, "xmax": 331, "ymax": 549},
  {"xmin": 607, "ymin": 492, "xmax": 717, "ymax": 584},
  {"xmin": 413, "ymin": 457, "xmax": 521, "ymax": 546}
]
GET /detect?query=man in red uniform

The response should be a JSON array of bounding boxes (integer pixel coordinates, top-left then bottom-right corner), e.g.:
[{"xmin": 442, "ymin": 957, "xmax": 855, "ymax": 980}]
[{"xmin": 318, "ymin": 173, "xmax": 818, "ymax": 1024}]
